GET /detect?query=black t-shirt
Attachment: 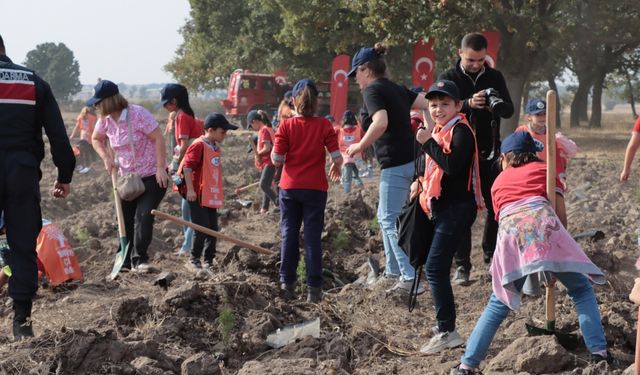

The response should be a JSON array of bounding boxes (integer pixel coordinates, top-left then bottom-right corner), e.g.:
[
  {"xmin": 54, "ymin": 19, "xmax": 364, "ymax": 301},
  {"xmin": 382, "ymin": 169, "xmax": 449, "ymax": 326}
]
[{"xmin": 362, "ymin": 78, "xmax": 418, "ymax": 169}]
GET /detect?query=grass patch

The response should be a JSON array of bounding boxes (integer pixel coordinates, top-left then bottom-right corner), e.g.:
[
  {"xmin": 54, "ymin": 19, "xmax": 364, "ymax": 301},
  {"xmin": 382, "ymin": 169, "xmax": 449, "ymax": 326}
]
[
  {"xmin": 367, "ymin": 217, "xmax": 379, "ymax": 234},
  {"xmin": 296, "ymin": 259, "xmax": 306, "ymax": 294},
  {"xmin": 217, "ymin": 292, "xmax": 236, "ymax": 347},
  {"xmin": 73, "ymin": 226, "xmax": 90, "ymax": 243},
  {"xmin": 333, "ymin": 230, "xmax": 350, "ymax": 252}
]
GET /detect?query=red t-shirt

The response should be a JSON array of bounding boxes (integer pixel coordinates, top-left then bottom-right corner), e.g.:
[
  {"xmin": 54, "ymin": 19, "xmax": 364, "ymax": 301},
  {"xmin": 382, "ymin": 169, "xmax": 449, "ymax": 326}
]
[
  {"xmin": 491, "ymin": 161, "xmax": 563, "ymax": 220},
  {"xmin": 258, "ymin": 126, "xmax": 275, "ymax": 167},
  {"xmin": 174, "ymin": 111, "xmax": 203, "ymax": 144},
  {"xmin": 633, "ymin": 116, "xmax": 640, "ymax": 133},
  {"xmin": 272, "ymin": 116, "xmax": 340, "ymax": 191}
]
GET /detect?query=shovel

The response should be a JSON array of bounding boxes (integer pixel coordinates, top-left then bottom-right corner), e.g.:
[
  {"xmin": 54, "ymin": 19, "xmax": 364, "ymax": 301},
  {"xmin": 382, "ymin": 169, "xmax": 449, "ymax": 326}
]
[
  {"xmin": 524, "ymin": 90, "xmax": 580, "ymax": 350},
  {"xmin": 109, "ymin": 169, "xmax": 129, "ymax": 280}
]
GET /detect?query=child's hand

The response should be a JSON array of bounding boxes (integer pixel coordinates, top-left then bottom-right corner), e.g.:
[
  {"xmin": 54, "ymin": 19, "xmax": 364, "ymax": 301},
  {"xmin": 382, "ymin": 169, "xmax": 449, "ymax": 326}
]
[
  {"xmin": 186, "ymin": 189, "xmax": 197, "ymax": 202},
  {"xmin": 630, "ymin": 278, "xmax": 640, "ymax": 305},
  {"xmin": 328, "ymin": 162, "xmax": 341, "ymax": 182},
  {"xmin": 409, "ymin": 180, "xmax": 420, "ymax": 201},
  {"xmin": 346, "ymin": 143, "xmax": 362, "ymax": 158},
  {"xmin": 620, "ymin": 168, "xmax": 630, "ymax": 182},
  {"xmin": 416, "ymin": 126, "xmax": 432, "ymax": 144}
]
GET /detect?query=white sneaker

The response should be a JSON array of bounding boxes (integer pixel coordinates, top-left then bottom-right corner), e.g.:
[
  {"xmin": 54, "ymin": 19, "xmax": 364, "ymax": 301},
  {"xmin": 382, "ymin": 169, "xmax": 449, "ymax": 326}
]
[
  {"xmin": 78, "ymin": 166, "xmax": 91, "ymax": 174},
  {"xmin": 420, "ymin": 330, "xmax": 464, "ymax": 354},
  {"xmin": 452, "ymin": 266, "xmax": 470, "ymax": 286},
  {"xmin": 133, "ymin": 263, "xmax": 151, "ymax": 272},
  {"xmin": 385, "ymin": 278, "xmax": 426, "ymax": 295}
]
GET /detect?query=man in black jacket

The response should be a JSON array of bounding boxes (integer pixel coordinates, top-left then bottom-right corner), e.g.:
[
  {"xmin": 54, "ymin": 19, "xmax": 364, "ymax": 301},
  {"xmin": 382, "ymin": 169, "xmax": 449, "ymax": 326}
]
[
  {"xmin": 0, "ymin": 34, "xmax": 75, "ymax": 339},
  {"xmin": 439, "ymin": 32, "xmax": 514, "ymax": 284}
]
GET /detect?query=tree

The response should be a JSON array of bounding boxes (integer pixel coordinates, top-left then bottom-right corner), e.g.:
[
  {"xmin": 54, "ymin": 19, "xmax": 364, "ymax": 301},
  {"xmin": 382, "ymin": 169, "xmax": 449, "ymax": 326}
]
[{"xmin": 24, "ymin": 42, "xmax": 82, "ymax": 102}]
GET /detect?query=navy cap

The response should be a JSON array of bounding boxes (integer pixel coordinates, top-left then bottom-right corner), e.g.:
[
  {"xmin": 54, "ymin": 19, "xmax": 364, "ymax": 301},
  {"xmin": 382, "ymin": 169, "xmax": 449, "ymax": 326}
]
[
  {"xmin": 204, "ymin": 113, "xmax": 238, "ymax": 130},
  {"xmin": 342, "ymin": 110, "xmax": 357, "ymax": 125},
  {"xmin": 292, "ymin": 79, "xmax": 318, "ymax": 97},
  {"xmin": 348, "ymin": 47, "xmax": 379, "ymax": 77},
  {"xmin": 425, "ymin": 79, "xmax": 460, "ymax": 101},
  {"xmin": 284, "ymin": 90, "xmax": 293, "ymax": 99},
  {"xmin": 86, "ymin": 80, "xmax": 119, "ymax": 106},
  {"xmin": 324, "ymin": 114, "xmax": 335, "ymax": 122},
  {"xmin": 159, "ymin": 83, "xmax": 187, "ymax": 107},
  {"xmin": 501, "ymin": 131, "xmax": 543, "ymax": 154},
  {"xmin": 525, "ymin": 98, "xmax": 546, "ymax": 115},
  {"xmin": 247, "ymin": 110, "xmax": 260, "ymax": 124},
  {"xmin": 410, "ymin": 85, "xmax": 424, "ymax": 94}
]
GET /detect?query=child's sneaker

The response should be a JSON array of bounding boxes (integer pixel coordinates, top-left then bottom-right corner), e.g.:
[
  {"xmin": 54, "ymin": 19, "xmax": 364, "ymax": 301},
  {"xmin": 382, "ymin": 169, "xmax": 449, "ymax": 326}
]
[
  {"xmin": 450, "ymin": 365, "xmax": 478, "ymax": 375},
  {"xmin": 590, "ymin": 351, "xmax": 613, "ymax": 365},
  {"xmin": 420, "ymin": 329, "xmax": 464, "ymax": 354},
  {"xmin": 452, "ymin": 266, "xmax": 470, "ymax": 285},
  {"xmin": 385, "ymin": 278, "xmax": 426, "ymax": 295},
  {"xmin": 185, "ymin": 261, "xmax": 201, "ymax": 273}
]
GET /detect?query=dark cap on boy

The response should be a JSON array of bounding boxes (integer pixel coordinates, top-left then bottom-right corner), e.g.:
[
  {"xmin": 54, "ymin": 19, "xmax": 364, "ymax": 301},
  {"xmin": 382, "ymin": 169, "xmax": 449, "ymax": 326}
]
[
  {"xmin": 525, "ymin": 98, "xmax": 546, "ymax": 115},
  {"xmin": 204, "ymin": 113, "xmax": 238, "ymax": 130},
  {"xmin": 501, "ymin": 131, "xmax": 543, "ymax": 154},
  {"xmin": 425, "ymin": 79, "xmax": 460, "ymax": 101}
]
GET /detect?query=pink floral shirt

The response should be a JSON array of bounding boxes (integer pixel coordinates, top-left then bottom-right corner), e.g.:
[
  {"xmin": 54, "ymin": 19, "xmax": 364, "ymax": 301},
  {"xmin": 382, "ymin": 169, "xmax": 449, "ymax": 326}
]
[{"xmin": 94, "ymin": 104, "xmax": 161, "ymax": 178}]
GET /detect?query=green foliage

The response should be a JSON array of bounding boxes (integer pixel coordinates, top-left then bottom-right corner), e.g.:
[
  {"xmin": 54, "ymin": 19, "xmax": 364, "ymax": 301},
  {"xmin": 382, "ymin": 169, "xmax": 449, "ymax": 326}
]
[
  {"xmin": 296, "ymin": 259, "xmax": 306, "ymax": 294},
  {"xmin": 367, "ymin": 217, "xmax": 379, "ymax": 234},
  {"xmin": 73, "ymin": 226, "xmax": 90, "ymax": 243},
  {"xmin": 217, "ymin": 292, "xmax": 236, "ymax": 347},
  {"xmin": 23, "ymin": 42, "xmax": 82, "ymax": 102},
  {"xmin": 332, "ymin": 230, "xmax": 350, "ymax": 252}
]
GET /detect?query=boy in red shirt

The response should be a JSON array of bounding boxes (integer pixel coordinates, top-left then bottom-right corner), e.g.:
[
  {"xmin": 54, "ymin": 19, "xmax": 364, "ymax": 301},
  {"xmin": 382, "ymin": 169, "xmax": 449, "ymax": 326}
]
[
  {"xmin": 272, "ymin": 79, "xmax": 342, "ymax": 302},
  {"xmin": 180, "ymin": 113, "xmax": 237, "ymax": 271},
  {"xmin": 337, "ymin": 110, "xmax": 365, "ymax": 193}
]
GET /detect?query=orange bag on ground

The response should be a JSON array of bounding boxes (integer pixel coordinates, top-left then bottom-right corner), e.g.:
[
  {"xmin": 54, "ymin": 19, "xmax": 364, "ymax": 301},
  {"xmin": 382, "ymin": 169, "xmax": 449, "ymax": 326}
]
[{"xmin": 36, "ymin": 220, "xmax": 83, "ymax": 287}]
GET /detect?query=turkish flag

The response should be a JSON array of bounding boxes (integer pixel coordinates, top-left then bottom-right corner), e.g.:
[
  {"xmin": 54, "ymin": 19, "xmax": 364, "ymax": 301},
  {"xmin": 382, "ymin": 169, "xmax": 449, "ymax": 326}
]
[
  {"xmin": 412, "ymin": 38, "xmax": 436, "ymax": 91},
  {"xmin": 481, "ymin": 31, "xmax": 501, "ymax": 68},
  {"xmin": 273, "ymin": 68, "xmax": 287, "ymax": 85},
  {"xmin": 330, "ymin": 54, "xmax": 350, "ymax": 121}
]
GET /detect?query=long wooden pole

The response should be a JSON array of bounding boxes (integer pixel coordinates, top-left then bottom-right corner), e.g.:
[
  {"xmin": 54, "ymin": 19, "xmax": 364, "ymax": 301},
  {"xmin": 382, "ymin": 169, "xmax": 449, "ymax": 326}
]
[
  {"xmin": 235, "ymin": 181, "xmax": 260, "ymax": 194},
  {"xmin": 150, "ymin": 209, "xmax": 275, "ymax": 256},
  {"xmin": 545, "ymin": 90, "xmax": 558, "ymax": 328},
  {"xmin": 636, "ymin": 307, "xmax": 640, "ymax": 375}
]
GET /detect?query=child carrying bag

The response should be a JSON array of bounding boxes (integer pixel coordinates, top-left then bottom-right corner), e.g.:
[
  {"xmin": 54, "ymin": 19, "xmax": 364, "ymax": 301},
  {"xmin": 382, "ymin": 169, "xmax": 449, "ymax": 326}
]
[{"xmin": 116, "ymin": 113, "xmax": 146, "ymax": 201}]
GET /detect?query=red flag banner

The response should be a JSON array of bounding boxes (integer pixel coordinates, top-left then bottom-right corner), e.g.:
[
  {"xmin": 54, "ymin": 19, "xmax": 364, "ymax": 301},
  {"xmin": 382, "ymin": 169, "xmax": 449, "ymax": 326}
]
[
  {"xmin": 412, "ymin": 38, "xmax": 436, "ymax": 91},
  {"xmin": 273, "ymin": 68, "xmax": 288, "ymax": 85},
  {"xmin": 481, "ymin": 31, "xmax": 501, "ymax": 68},
  {"xmin": 330, "ymin": 55, "xmax": 350, "ymax": 121}
]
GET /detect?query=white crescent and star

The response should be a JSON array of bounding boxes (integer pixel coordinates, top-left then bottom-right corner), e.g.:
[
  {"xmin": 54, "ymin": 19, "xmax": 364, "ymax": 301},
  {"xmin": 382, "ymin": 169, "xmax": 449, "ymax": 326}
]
[
  {"xmin": 333, "ymin": 69, "xmax": 348, "ymax": 87},
  {"xmin": 415, "ymin": 57, "xmax": 434, "ymax": 74}
]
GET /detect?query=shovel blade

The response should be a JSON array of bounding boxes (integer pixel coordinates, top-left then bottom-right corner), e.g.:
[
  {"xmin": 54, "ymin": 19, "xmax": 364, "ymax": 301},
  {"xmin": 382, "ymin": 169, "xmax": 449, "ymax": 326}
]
[
  {"xmin": 525, "ymin": 322, "xmax": 581, "ymax": 350},
  {"xmin": 109, "ymin": 237, "xmax": 128, "ymax": 280}
]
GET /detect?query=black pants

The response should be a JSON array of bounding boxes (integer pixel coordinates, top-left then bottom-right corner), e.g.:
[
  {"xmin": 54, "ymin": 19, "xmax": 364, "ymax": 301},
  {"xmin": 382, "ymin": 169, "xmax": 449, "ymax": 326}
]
[
  {"xmin": 120, "ymin": 175, "xmax": 166, "ymax": 267},
  {"xmin": 0, "ymin": 150, "xmax": 42, "ymax": 301},
  {"xmin": 188, "ymin": 202, "xmax": 218, "ymax": 264},
  {"xmin": 454, "ymin": 158, "xmax": 500, "ymax": 270},
  {"xmin": 260, "ymin": 165, "xmax": 277, "ymax": 210}
]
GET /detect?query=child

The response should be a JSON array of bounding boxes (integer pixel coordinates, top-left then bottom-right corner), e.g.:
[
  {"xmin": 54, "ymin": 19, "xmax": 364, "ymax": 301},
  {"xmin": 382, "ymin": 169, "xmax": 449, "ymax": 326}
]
[
  {"xmin": 180, "ymin": 113, "xmax": 237, "ymax": 271},
  {"xmin": 272, "ymin": 79, "xmax": 342, "ymax": 303},
  {"xmin": 516, "ymin": 98, "xmax": 577, "ymax": 226},
  {"xmin": 247, "ymin": 110, "xmax": 278, "ymax": 213},
  {"xmin": 70, "ymin": 106, "xmax": 97, "ymax": 173},
  {"xmin": 451, "ymin": 131, "xmax": 609, "ymax": 374},
  {"xmin": 160, "ymin": 84, "xmax": 202, "ymax": 257},
  {"xmin": 410, "ymin": 79, "xmax": 483, "ymax": 354},
  {"xmin": 337, "ymin": 110, "xmax": 365, "ymax": 193}
]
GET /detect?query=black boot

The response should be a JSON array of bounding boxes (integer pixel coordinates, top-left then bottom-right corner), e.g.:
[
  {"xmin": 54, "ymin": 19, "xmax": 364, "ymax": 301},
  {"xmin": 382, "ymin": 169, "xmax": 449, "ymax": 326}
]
[
  {"xmin": 13, "ymin": 299, "xmax": 34, "ymax": 340},
  {"xmin": 280, "ymin": 283, "xmax": 296, "ymax": 301},
  {"xmin": 307, "ymin": 286, "xmax": 322, "ymax": 303}
]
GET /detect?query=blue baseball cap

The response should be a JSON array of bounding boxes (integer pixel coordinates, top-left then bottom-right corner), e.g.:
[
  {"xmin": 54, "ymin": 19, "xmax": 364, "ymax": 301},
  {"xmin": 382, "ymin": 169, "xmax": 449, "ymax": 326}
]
[
  {"xmin": 342, "ymin": 110, "xmax": 357, "ymax": 125},
  {"xmin": 426, "ymin": 79, "xmax": 460, "ymax": 101},
  {"xmin": 525, "ymin": 98, "xmax": 546, "ymax": 115},
  {"xmin": 159, "ymin": 83, "xmax": 187, "ymax": 107},
  {"xmin": 247, "ymin": 109, "xmax": 260, "ymax": 124},
  {"xmin": 291, "ymin": 79, "xmax": 318, "ymax": 97},
  {"xmin": 86, "ymin": 80, "xmax": 119, "ymax": 106},
  {"xmin": 204, "ymin": 113, "xmax": 238, "ymax": 130},
  {"xmin": 501, "ymin": 131, "xmax": 543, "ymax": 154},
  {"xmin": 348, "ymin": 47, "xmax": 380, "ymax": 77}
]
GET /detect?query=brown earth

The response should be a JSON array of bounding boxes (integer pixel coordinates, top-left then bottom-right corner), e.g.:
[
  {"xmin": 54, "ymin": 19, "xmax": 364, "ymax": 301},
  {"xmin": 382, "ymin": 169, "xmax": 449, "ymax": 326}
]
[{"xmin": 0, "ymin": 112, "xmax": 638, "ymax": 374}]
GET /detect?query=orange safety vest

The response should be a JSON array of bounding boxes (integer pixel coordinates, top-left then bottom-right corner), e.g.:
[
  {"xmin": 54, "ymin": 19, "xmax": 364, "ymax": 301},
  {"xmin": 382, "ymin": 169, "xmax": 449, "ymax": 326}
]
[
  {"xmin": 36, "ymin": 221, "xmax": 83, "ymax": 286},
  {"xmin": 338, "ymin": 126, "xmax": 363, "ymax": 164},
  {"xmin": 200, "ymin": 139, "xmax": 224, "ymax": 208}
]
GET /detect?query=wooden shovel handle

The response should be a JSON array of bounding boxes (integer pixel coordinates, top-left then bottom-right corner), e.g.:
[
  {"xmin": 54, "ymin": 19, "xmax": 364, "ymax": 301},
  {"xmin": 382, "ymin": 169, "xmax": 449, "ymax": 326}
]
[
  {"xmin": 235, "ymin": 181, "xmax": 260, "ymax": 193},
  {"xmin": 545, "ymin": 282, "xmax": 556, "ymax": 324},
  {"xmin": 110, "ymin": 170, "xmax": 127, "ymax": 238},
  {"xmin": 151, "ymin": 209, "xmax": 275, "ymax": 256},
  {"xmin": 546, "ymin": 90, "xmax": 557, "ymax": 211}
]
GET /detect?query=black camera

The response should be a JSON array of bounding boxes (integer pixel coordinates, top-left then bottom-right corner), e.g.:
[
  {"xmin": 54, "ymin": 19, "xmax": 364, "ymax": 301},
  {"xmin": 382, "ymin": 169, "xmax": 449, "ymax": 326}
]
[{"xmin": 484, "ymin": 88, "xmax": 505, "ymax": 115}]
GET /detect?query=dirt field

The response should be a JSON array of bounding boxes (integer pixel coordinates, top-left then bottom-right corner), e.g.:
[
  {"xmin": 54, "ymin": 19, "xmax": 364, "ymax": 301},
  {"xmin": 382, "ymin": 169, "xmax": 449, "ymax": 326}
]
[{"xmin": 0, "ymin": 108, "xmax": 638, "ymax": 374}]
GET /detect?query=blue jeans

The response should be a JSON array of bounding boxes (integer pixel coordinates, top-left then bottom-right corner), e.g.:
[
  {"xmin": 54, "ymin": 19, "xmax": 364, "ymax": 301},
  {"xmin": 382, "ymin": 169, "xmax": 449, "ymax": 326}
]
[
  {"xmin": 181, "ymin": 198, "xmax": 194, "ymax": 251},
  {"xmin": 378, "ymin": 162, "xmax": 415, "ymax": 280},
  {"xmin": 461, "ymin": 272, "xmax": 607, "ymax": 368},
  {"xmin": 279, "ymin": 189, "xmax": 327, "ymax": 288},
  {"xmin": 341, "ymin": 163, "xmax": 363, "ymax": 193},
  {"xmin": 426, "ymin": 198, "xmax": 477, "ymax": 332}
]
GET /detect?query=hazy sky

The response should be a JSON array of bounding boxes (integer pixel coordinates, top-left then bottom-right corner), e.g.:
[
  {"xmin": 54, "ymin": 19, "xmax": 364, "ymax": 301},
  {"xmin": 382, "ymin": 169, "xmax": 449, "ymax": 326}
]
[{"xmin": 0, "ymin": 0, "xmax": 191, "ymax": 85}]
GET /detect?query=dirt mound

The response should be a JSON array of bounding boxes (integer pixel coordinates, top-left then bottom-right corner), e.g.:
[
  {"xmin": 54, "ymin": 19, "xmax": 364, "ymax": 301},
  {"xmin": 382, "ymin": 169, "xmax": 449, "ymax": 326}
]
[{"xmin": 0, "ymin": 125, "xmax": 638, "ymax": 374}]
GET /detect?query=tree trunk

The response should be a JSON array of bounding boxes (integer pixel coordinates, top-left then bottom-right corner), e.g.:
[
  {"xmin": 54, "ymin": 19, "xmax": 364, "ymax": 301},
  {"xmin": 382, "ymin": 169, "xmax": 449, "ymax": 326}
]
[
  {"xmin": 589, "ymin": 69, "xmax": 606, "ymax": 128},
  {"xmin": 500, "ymin": 72, "xmax": 527, "ymax": 138},
  {"xmin": 626, "ymin": 70, "xmax": 638, "ymax": 119},
  {"xmin": 570, "ymin": 79, "xmax": 592, "ymax": 128},
  {"xmin": 547, "ymin": 75, "xmax": 561, "ymax": 128}
]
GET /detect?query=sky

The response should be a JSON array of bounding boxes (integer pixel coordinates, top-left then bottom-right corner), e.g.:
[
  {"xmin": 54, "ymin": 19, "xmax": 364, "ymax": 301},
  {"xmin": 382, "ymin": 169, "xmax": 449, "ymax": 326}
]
[{"xmin": 0, "ymin": 0, "xmax": 191, "ymax": 85}]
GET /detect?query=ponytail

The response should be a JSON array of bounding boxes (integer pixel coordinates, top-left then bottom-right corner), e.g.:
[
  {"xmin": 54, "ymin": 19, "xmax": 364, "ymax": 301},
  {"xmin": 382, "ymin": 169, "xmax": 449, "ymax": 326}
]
[
  {"xmin": 256, "ymin": 110, "xmax": 272, "ymax": 127},
  {"xmin": 293, "ymin": 86, "xmax": 318, "ymax": 117}
]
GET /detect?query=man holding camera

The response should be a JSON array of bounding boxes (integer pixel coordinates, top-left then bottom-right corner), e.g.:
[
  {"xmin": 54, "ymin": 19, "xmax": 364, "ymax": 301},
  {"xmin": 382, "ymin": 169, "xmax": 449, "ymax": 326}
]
[{"xmin": 439, "ymin": 32, "xmax": 514, "ymax": 285}]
